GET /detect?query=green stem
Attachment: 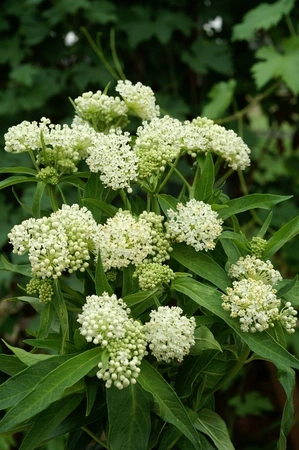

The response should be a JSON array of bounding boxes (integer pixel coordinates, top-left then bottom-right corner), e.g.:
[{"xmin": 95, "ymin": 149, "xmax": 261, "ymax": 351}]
[
  {"xmin": 172, "ymin": 167, "xmax": 192, "ymax": 193},
  {"xmin": 155, "ymin": 154, "xmax": 181, "ymax": 193},
  {"xmin": 216, "ymin": 82, "xmax": 280, "ymax": 125},
  {"xmin": 214, "ymin": 168, "xmax": 234, "ymax": 188},
  {"xmin": 28, "ymin": 150, "xmax": 39, "ymax": 171},
  {"xmin": 53, "ymin": 280, "xmax": 69, "ymax": 355},
  {"xmin": 120, "ymin": 189, "xmax": 131, "ymax": 212},
  {"xmin": 110, "ymin": 29, "xmax": 126, "ymax": 80},
  {"xmin": 47, "ymin": 185, "xmax": 59, "ymax": 212},
  {"xmin": 285, "ymin": 14, "xmax": 297, "ymax": 37},
  {"xmin": 81, "ymin": 426, "xmax": 109, "ymax": 449}
]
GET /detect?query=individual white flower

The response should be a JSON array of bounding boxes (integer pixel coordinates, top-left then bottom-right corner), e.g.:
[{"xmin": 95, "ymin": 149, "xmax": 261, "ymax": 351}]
[
  {"xmin": 133, "ymin": 116, "xmax": 184, "ymax": 178},
  {"xmin": 77, "ymin": 293, "xmax": 130, "ymax": 345},
  {"xmin": 115, "ymin": 80, "xmax": 160, "ymax": 120},
  {"xmin": 190, "ymin": 117, "xmax": 251, "ymax": 170},
  {"xmin": 93, "ymin": 210, "xmax": 154, "ymax": 271},
  {"xmin": 97, "ymin": 318, "xmax": 148, "ymax": 389},
  {"xmin": 73, "ymin": 90, "xmax": 128, "ymax": 132},
  {"xmin": 166, "ymin": 199, "xmax": 223, "ymax": 252},
  {"xmin": 86, "ymin": 128, "xmax": 138, "ymax": 192},
  {"xmin": 134, "ymin": 262, "xmax": 174, "ymax": 290},
  {"xmin": 222, "ymin": 279, "xmax": 281, "ymax": 332},
  {"xmin": 144, "ymin": 306, "xmax": 196, "ymax": 362},
  {"xmin": 228, "ymin": 255, "xmax": 282, "ymax": 286}
]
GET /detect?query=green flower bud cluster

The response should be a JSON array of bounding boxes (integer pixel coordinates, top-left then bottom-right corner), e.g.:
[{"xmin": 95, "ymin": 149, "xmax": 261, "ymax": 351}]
[
  {"xmin": 36, "ymin": 167, "xmax": 59, "ymax": 185},
  {"xmin": 134, "ymin": 262, "xmax": 174, "ymax": 290},
  {"xmin": 26, "ymin": 277, "xmax": 53, "ymax": 303},
  {"xmin": 250, "ymin": 237, "xmax": 267, "ymax": 258}
]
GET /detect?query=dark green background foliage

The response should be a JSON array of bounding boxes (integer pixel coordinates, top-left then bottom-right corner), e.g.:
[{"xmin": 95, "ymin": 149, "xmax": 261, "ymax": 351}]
[{"xmin": 1, "ymin": 1, "xmax": 299, "ymax": 448}]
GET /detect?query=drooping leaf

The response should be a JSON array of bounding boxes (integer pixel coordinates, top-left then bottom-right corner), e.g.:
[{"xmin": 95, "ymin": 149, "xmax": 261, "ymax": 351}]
[
  {"xmin": 202, "ymin": 80, "xmax": 236, "ymax": 119},
  {"xmin": 195, "ymin": 409, "xmax": 235, "ymax": 450},
  {"xmin": 2, "ymin": 341, "xmax": 55, "ymax": 366},
  {"xmin": 171, "ymin": 244, "xmax": 231, "ymax": 292},
  {"xmin": 107, "ymin": 383, "xmax": 152, "ymax": 450},
  {"xmin": 0, "ymin": 255, "xmax": 32, "ymax": 277},
  {"xmin": 0, "ymin": 347, "xmax": 103, "ymax": 433},
  {"xmin": 232, "ymin": 0, "xmax": 295, "ymax": 41},
  {"xmin": 138, "ymin": 360, "xmax": 200, "ymax": 450},
  {"xmin": 276, "ymin": 365, "xmax": 296, "ymax": 450}
]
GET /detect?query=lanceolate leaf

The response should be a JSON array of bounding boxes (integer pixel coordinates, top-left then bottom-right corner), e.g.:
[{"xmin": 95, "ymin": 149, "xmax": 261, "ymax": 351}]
[
  {"xmin": 263, "ymin": 215, "xmax": 299, "ymax": 259},
  {"xmin": 276, "ymin": 365, "xmax": 296, "ymax": 450},
  {"xmin": 0, "ymin": 347, "xmax": 103, "ymax": 433},
  {"xmin": 172, "ymin": 277, "xmax": 299, "ymax": 370},
  {"xmin": 0, "ymin": 255, "xmax": 32, "ymax": 276},
  {"xmin": 171, "ymin": 244, "xmax": 230, "ymax": 292},
  {"xmin": 218, "ymin": 194, "xmax": 292, "ymax": 220},
  {"xmin": 194, "ymin": 152, "xmax": 215, "ymax": 202},
  {"xmin": 107, "ymin": 383, "xmax": 152, "ymax": 450},
  {"xmin": 138, "ymin": 360, "xmax": 200, "ymax": 450},
  {"xmin": 195, "ymin": 409, "xmax": 235, "ymax": 450}
]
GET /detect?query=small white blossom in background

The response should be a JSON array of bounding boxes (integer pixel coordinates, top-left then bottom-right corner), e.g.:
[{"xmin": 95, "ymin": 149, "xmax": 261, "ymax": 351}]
[
  {"xmin": 166, "ymin": 199, "xmax": 223, "ymax": 252},
  {"xmin": 134, "ymin": 262, "xmax": 174, "ymax": 290},
  {"xmin": 115, "ymin": 80, "xmax": 160, "ymax": 120},
  {"xmin": 8, "ymin": 204, "xmax": 97, "ymax": 279},
  {"xmin": 133, "ymin": 116, "xmax": 184, "ymax": 178},
  {"xmin": 144, "ymin": 306, "xmax": 196, "ymax": 362},
  {"xmin": 191, "ymin": 117, "xmax": 251, "ymax": 170},
  {"xmin": 221, "ymin": 278, "xmax": 297, "ymax": 333},
  {"xmin": 73, "ymin": 90, "xmax": 128, "ymax": 132},
  {"xmin": 93, "ymin": 210, "xmax": 154, "ymax": 271},
  {"xmin": 97, "ymin": 318, "xmax": 148, "ymax": 389},
  {"xmin": 86, "ymin": 128, "xmax": 138, "ymax": 192},
  {"xmin": 77, "ymin": 293, "xmax": 130, "ymax": 345},
  {"xmin": 228, "ymin": 255, "xmax": 283, "ymax": 286}
]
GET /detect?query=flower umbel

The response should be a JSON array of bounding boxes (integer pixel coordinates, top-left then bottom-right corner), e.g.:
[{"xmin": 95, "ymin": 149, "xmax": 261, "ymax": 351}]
[
  {"xmin": 166, "ymin": 199, "xmax": 223, "ymax": 252},
  {"xmin": 228, "ymin": 255, "xmax": 282, "ymax": 286},
  {"xmin": 115, "ymin": 80, "xmax": 160, "ymax": 120},
  {"xmin": 144, "ymin": 306, "xmax": 196, "ymax": 362}
]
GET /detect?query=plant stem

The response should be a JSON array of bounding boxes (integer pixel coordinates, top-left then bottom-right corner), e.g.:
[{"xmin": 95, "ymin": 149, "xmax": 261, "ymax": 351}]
[
  {"xmin": 110, "ymin": 29, "xmax": 126, "ymax": 80},
  {"xmin": 81, "ymin": 426, "xmax": 110, "ymax": 449},
  {"xmin": 285, "ymin": 14, "xmax": 297, "ymax": 37},
  {"xmin": 156, "ymin": 154, "xmax": 181, "ymax": 193}
]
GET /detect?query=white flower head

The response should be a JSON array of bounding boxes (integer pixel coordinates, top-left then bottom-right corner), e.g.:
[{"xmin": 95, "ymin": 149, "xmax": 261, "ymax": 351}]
[
  {"xmin": 115, "ymin": 80, "xmax": 160, "ymax": 120},
  {"xmin": 73, "ymin": 90, "xmax": 128, "ymax": 132},
  {"xmin": 166, "ymin": 199, "xmax": 223, "ymax": 252},
  {"xmin": 222, "ymin": 279, "xmax": 281, "ymax": 332},
  {"xmin": 191, "ymin": 117, "xmax": 251, "ymax": 170},
  {"xmin": 77, "ymin": 292, "xmax": 130, "ymax": 345},
  {"xmin": 94, "ymin": 210, "xmax": 154, "ymax": 271},
  {"xmin": 86, "ymin": 128, "xmax": 138, "ymax": 192},
  {"xmin": 145, "ymin": 306, "xmax": 196, "ymax": 362},
  {"xmin": 133, "ymin": 116, "xmax": 184, "ymax": 178},
  {"xmin": 4, "ymin": 120, "xmax": 42, "ymax": 153},
  {"xmin": 228, "ymin": 255, "xmax": 282, "ymax": 286},
  {"xmin": 97, "ymin": 318, "xmax": 148, "ymax": 389}
]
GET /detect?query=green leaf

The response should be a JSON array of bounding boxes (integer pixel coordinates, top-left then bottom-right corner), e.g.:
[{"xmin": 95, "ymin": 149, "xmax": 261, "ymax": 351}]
[
  {"xmin": 9, "ymin": 63, "xmax": 40, "ymax": 87},
  {"xmin": 2, "ymin": 341, "xmax": 55, "ymax": 366},
  {"xmin": 172, "ymin": 277, "xmax": 299, "ymax": 370},
  {"xmin": 277, "ymin": 365, "xmax": 296, "ymax": 450},
  {"xmin": 0, "ymin": 355, "xmax": 27, "ymax": 376},
  {"xmin": 157, "ymin": 194, "xmax": 179, "ymax": 217},
  {"xmin": 0, "ymin": 166, "xmax": 37, "ymax": 175},
  {"xmin": 251, "ymin": 37, "xmax": 299, "ymax": 94},
  {"xmin": 195, "ymin": 409, "xmax": 235, "ymax": 450},
  {"xmin": 32, "ymin": 181, "xmax": 46, "ymax": 218},
  {"xmin": 194, "ymin": 153, "xmax": 215, "ymax": 202},
  {"xmin": 53, "ymin": 281, "xmax": 69, "ymax": 354},
  {"xmin": 202, "ymin": 80, "xmax": 236, "ymax": 120},
  {"xmin": 107, "ymin": 383, "xmax": 152, "ymax": 450},
  {"xmin": 190, "ymin": 326, "xmax": 222, "ymax": 355},
  {"xmin": 263, "ymin": 215, "xmax": 299, "ymax": 258},
  {"xmin": 95, "ymin": 249, "xmax": 113, "ymax": 296},
  {"xmin": 171, "ymin": 244, "xmax": 231, "ymax": 292},
  {"xmin": 0, "ymin": 355, "xmax": 73, "ymax": 410},
  {"xmin": 0, "ymin": 348, "xmax": 103, "ymax": 433},
  {"xmin": 0, "ymin": 175, "xmax": 37, "ymax": 190},
  {"xmin": 0, "ymin": 255, "xmax": 32, "ymax": 276},
  {"xmin": 23, "ymin": 334, "xmax": 65, "ymax": 352},
  {"xmin": 83, "ymin": 197, "xmax": 118, "ymax": 218},
  {"xmin": 229, "ymin": 391, "xmax": 273, "ymax": 417},
  {"xmin": 19, "ymin": 394, "xmax": 83, "ymax": 450},
  {"xmin": 123, "ymin": 289, "xmax": 160, "ymax": 307},
  {"xmin": 138, "ymin": 360, "xmax": 200, "ymax": 450},
  {"xmin": 37, "ymin": 301, "xmax": 56, "ymax": 339},
  {"xmin": 218, "ymin": 194, "xmax": 292, "ymax": 220}
]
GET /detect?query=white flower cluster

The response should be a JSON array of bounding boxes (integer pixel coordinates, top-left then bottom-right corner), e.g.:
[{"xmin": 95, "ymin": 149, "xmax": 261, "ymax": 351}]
[
  {"xmin": 4, "ymin": 120, "xmax": 43, "ymax": 153},
  {"xmin": 116, "ymin": 80, "xmax": 160, "ymax": 120},
  {"xmin": 191, "ymin": 117, "xmax": 251, "ymax": 170},
  {"xmin": 166, "ymin": 199, "xmax": 223, "ymax": 252},
  {"xmin": 228, "ymin": 255, "xmax": 282, "ymax": 286},
  {"xmin": 144, "ymin": 306, "xmax": 196, "ymax": 362},
  {"xmin": 139, "ymin": 211, "xmax": 173, "ymax": 263},
  {"xmin": 133, "ymin": 116, "xmax": 183, "ymax": 178},
  {"xmin": 86, "ymin": 128, "xmax": 138, "ymax": 192},
  {"xmin": 94, "ymin": 210, "xmax": 154, "ymax": 271},
  {"xmin": 134, "ymin": 262, "xmax": 174, "ymax": 290},
  {"xmin": 73, "ymin": 90, "xmax": 128, "ymax": 132},
  {"xmin": 8, "ymin": 204, "xmax": 97, "ymax": 279},
  {"xmin": 78, "ymin": 292, "xmax": 147, "ymax": 389},
  {"xmin": 222, "ymin": 255, "xmax": 297, "ymax": 333}
]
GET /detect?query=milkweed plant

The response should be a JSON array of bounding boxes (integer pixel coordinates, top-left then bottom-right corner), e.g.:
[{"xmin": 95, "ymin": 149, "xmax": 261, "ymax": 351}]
[{"xmin": 1, "ymin": 78, "xmax": 299, "ymax": 450}]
